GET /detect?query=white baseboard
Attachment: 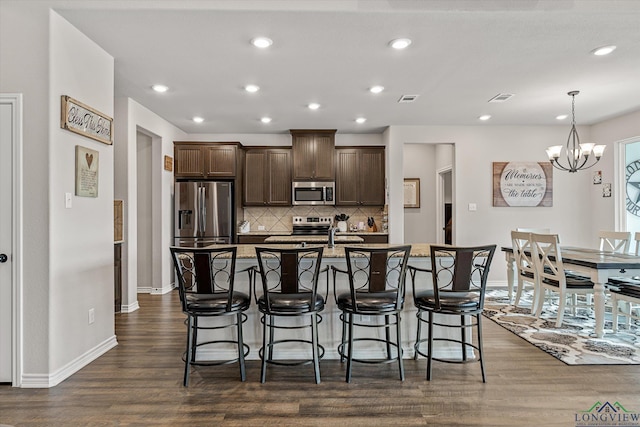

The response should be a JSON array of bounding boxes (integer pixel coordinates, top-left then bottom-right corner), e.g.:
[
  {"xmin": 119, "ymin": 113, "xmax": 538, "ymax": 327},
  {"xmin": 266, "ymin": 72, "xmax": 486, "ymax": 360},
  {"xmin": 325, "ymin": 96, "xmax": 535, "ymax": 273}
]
[
  {"xmin": 20, "ymin": 335, "xmax": 118, "ymax": 388},
  {"xmin": 138, "ymin": 283, "xmax": 176, "ymax": 295},
  {"xmin": 151, "ymin": 282, "xmax": 176, "ymax": 295},
  {"xmin": 121, "ymin": 301, "xmax": 139, "ymax": 313}
]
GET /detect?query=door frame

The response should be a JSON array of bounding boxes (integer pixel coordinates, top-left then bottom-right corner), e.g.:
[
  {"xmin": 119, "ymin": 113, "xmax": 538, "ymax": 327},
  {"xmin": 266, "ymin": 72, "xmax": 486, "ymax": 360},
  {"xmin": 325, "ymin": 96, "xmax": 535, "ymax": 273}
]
[
  {"xmin": 1, "ymin": 93, "xmax": 23, "ymax": 387},
  {"xmin": 615, "ymin": 136, "xmax": 640, "ymax": 232},
  {"xmin": 435, "ymin": 166, "xmax": 452, "ymax": 244}
]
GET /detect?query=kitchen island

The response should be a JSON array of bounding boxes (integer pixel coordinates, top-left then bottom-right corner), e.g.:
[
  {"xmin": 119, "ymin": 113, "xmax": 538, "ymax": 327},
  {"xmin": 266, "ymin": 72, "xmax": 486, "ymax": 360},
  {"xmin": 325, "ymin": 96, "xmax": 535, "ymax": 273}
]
[{"xmin": 191, "ymin": 243, "xmax": 472, "ymax": 363}]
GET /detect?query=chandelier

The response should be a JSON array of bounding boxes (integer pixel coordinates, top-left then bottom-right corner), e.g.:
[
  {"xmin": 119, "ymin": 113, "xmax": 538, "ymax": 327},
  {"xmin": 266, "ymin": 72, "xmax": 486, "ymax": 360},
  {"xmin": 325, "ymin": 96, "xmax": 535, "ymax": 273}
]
[{"xmin": 545, "ymin": 91, "xmax": 606, "ymax": 173}]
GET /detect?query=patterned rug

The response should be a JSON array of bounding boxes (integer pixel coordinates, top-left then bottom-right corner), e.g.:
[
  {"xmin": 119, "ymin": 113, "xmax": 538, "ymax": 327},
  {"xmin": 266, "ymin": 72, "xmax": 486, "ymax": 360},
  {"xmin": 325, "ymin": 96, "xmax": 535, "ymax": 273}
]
[{"xmin": 483, "ymin": 289, "xmax": 640, "ymax": 365}]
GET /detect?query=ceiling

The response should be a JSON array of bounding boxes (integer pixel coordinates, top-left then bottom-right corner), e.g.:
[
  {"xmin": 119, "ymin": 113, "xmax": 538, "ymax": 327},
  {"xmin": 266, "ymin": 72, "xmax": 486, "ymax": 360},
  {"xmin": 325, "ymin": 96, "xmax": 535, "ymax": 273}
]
[{"xmin": 55, "ymin": 0, "xmax": 640, "ymax": 135}]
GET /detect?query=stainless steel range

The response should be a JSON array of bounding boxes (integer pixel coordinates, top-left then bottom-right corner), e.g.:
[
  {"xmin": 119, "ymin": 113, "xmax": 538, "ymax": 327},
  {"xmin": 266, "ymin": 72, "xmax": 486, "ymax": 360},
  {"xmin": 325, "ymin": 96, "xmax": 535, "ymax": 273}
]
[{"xmin": 291, "ymin": 216, "xmax": 333, "ymax": 235}]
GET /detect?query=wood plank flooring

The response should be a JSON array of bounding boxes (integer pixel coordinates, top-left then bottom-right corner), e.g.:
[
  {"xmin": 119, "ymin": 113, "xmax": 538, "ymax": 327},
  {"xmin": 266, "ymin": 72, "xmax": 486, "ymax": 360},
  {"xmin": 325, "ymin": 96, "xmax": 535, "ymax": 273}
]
[{"xmin": 1, "ymin": 290, "xmax": 639, "ymax": 426}]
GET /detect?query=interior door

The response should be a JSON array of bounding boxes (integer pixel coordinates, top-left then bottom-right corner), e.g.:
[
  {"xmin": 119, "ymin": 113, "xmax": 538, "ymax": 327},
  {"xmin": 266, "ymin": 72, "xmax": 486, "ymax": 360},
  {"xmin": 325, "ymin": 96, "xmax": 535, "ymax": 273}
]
[{"xmin": 0, "ymin": 98, "xmax": 14, "ymax": 383}]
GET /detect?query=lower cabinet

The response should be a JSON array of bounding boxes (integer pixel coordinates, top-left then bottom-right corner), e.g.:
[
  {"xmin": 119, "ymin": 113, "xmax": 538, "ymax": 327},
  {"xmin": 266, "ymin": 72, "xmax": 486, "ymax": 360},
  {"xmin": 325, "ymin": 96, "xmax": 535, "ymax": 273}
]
[{"xmin": 237, "ymin": 235, "xmax": 269, "ymax": 244}]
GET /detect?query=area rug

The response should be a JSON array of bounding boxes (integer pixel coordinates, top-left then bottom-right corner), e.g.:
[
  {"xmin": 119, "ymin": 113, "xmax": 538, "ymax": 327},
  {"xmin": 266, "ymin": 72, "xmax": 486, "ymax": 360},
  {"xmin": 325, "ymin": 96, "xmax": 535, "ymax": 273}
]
[{"xmin": 483, "ymin": 289, "xmax": 640, "ymax": 365}]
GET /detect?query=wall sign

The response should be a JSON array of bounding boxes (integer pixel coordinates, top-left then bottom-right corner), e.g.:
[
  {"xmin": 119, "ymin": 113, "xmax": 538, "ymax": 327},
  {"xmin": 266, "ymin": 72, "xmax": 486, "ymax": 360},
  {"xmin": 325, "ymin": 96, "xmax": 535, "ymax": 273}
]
[
  {"xmin": 61, "ymin": 95, "xmax": 113, "ymax": 145},
  {"xmin": 492, "ymin": 162, "xmax": 553, "ymax": 207},
  {"xmin": 403, "ymin": 178, "xmax": 420, "ymax": 208}
]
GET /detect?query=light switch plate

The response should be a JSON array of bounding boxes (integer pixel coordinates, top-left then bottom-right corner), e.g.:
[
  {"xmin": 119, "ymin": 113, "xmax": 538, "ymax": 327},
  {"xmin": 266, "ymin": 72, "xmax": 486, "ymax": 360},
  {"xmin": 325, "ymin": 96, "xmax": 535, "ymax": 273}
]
[
  {"xmin": 468, "ymin": 203, "xmax": 477, "ymax": 211},
  {"xmin": 65, "ymin": 192, "xmax": 72, "ymax": 209}
]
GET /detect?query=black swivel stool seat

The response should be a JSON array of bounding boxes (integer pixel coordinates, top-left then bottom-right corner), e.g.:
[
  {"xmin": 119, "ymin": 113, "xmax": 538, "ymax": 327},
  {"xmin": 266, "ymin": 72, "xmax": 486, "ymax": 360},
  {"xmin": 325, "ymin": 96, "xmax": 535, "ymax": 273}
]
[
  {"xmin": 254, "ymin": 246, "xmax": 326, "ymax": 384},
  {"xmin": 170, "ymin": 246, "xmax": 250, "ymax": 386},
  {"xmin": 408, "ymin": 245, "xmax": 496, "ymax": 383},
  {"xmin": 332, "ymin": 245, "xmax": 411, "ymax": 383}
]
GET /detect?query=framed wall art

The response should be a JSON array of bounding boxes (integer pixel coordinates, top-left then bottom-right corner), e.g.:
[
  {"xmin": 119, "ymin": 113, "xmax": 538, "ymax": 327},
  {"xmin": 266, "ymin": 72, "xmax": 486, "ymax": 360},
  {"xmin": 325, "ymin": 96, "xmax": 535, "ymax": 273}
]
[
  {"xmin": 76, "ymin": 145, "xmax": 99, "ymax": 197},
  {"xmin": 403, "ymin": 178, "xmax": 420, "ymax": 208},
  {"xmin": 492, "ymin": 162, "xmax": 553, "ymax": 207}
]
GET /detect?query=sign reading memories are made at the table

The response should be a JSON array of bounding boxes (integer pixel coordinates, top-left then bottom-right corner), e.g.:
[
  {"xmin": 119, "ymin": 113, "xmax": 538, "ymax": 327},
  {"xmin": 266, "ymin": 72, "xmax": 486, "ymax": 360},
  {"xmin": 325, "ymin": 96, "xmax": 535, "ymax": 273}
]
[
  {"xmin": 61, "ymin": 95, "xmax": 113, "ymax": 145},
  {"xmin": 492, "ymin": 162, "xmax": 553, "ymax": 207}
]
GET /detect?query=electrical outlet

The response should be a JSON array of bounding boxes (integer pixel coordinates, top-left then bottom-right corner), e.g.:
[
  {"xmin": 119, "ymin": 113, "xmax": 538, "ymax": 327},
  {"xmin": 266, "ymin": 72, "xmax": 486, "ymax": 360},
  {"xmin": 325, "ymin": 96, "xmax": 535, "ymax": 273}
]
[
  {"xmin": 258, "ymin": 225, "xmax": 266, "ymax": 231},
  {"xmin": 88, "ymin": 308, "xmax": 95, "ymax": 324}
]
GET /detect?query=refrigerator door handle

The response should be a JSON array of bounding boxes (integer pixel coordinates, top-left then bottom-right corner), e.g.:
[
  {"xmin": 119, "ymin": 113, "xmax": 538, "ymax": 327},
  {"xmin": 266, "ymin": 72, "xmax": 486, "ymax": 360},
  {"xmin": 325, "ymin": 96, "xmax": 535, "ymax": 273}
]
[{"xmin": 200, "ymin": 185, "xmax": 206, "ymax": 235}]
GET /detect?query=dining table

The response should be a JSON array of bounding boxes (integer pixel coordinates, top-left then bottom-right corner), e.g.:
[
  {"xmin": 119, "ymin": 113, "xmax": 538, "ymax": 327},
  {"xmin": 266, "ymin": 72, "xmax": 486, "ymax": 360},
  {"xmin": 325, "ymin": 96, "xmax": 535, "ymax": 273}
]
[{"xmin": 502, "ymin": 245, "xmax": 640, "ymax": 338}]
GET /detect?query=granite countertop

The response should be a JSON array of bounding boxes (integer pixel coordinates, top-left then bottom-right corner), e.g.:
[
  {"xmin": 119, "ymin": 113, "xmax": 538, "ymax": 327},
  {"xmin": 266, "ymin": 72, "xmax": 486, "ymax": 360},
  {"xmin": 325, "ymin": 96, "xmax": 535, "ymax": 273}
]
[
  {"xmin": 231, "ymin": 243, "xmax": 432, "ymax": 259},
  {"xmin": 239, "ymin": 231, "xmax": 388, "ymax": 236},
  {"xmin": 264, "ymin": 235, "xmax": 364, "ymax": 243}
]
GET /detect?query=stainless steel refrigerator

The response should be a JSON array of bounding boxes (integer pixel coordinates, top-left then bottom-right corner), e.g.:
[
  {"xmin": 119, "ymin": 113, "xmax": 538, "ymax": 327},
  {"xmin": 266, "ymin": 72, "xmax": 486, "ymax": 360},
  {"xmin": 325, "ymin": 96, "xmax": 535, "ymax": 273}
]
[{"xmin": 174, "ymin": 181, "xmax": 234, "ymax": 246}]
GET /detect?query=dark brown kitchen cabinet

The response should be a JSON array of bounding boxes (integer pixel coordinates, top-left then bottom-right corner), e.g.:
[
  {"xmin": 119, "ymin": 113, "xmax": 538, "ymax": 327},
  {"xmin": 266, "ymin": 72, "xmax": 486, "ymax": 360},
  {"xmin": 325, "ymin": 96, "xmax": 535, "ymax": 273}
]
[
  {"xmin": 243, "ymin": 148, "xmax": 291, "ymax": 205},
  {"xmin": 174, "ymin": 142, "xmax": 239, "ymax": 178},
  {"xmin": 291, "ymin": 129, "xmax": 336, "ymax": 181},
  {"xmin": 336, "ymin": 147, "xmax": 385, "ymax": 206}
]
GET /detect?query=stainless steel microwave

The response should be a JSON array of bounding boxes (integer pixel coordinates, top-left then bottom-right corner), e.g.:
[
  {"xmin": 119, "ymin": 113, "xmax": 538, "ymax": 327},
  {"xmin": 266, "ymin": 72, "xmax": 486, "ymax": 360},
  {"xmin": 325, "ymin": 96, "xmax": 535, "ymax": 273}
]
[{"xmin": 292, "ymin": 181, "xmax": 335, "ymax": 205}]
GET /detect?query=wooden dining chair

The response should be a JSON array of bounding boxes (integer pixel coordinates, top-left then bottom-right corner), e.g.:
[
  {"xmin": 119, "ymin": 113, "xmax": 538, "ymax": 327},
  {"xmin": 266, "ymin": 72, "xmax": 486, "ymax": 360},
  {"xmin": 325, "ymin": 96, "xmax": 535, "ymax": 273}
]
[{"xmin": 530, "ymin": 233, "xmax": 595, "ymax": 327}]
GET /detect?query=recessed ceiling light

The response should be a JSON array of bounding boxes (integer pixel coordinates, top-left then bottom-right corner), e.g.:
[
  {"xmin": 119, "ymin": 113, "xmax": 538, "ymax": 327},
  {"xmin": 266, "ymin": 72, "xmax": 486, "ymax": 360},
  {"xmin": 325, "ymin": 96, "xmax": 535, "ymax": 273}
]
[
  {"xmin": 308, "ymin": 103, "xmax": 321, "ymax": 110},
  {"xmin": 369, "ymin": 86, "xmax": 384, "ymax": 94},
  {"xmin": 261, "ymin": 117, "xmax": 272, "ymax": 124},
  {"xmin": 478, "ymin": 115, "xmax": 491, "ymax": 121},
  {"xmin": 389, "ymin": 38, "xmax": 412, "ymax": 49},
  {"xmin": 245, "ymin": 84, "xmax": 260, "ymax": 93},
  {"xmin": 355, "ymin": 117, "xmax": 367, "ymax": 124},
  {"xmin": 556, "ymin": 114, "xmax": 568, "ymax": 120},
  {"xmin": 251, "ymin": 37, "xmax": 273, "ymax": 48},
  {"xmin": 592, "ymin": 45, "xmax": 616, "ymax": 56},
  {"xmin": 192, "ymin": 116, "xmax": 204, "ymax": 123},
  {"xmin": 152, "ymin": 84, "xmax": 168, "ymax": 93}
]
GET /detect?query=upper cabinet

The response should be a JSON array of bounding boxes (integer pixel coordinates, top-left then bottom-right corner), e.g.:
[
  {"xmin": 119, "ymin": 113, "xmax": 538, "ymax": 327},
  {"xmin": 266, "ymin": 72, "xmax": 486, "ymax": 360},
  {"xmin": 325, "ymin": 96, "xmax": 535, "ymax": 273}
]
[
  {"xmin": 244, "ymin": 148, "xmax": 291, "ymax": 206},
  {"xmin": 291, "ymin": 129, "xmax": 336, "ymax": 181},
  {"xmin": 174, "ymin": 142, "xmax": 240, "ymax": 178},
  {"xmin": 336, "ymin": 147, "xmax": 385, "ymax": 206}
]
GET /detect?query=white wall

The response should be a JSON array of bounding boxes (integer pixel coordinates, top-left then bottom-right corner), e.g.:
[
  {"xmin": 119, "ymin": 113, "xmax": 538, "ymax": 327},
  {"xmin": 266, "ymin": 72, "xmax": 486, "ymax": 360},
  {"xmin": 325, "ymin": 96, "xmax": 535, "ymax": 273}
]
[
  {"xmin": 48, "ymin": 10, "xmax": 116, "ymax": 381},
  {"xmin": 114, "ymin": 98, "xmax": 187, "ymax": 310},
  {"xmin": 403, "ymin": 144, "xmax": 436, "ymax": 243},
  {"xmin": 590, "ymin": 109, "xmax": 640, "ymax": 237},
  {"xmin": 386, "ymin": 125, "xmax": 597, "ymax": 284},
  {"xmin": 184, "ymin": 132, "xmax": 384, "ymax": 147}
]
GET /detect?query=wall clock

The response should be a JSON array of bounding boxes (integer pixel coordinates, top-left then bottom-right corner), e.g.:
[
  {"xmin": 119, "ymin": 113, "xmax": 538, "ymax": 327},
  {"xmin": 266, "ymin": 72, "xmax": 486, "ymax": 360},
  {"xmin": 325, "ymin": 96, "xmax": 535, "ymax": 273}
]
[{"xmin": 625, "ymin": 159, "xmax": 640, "ymax": 216}]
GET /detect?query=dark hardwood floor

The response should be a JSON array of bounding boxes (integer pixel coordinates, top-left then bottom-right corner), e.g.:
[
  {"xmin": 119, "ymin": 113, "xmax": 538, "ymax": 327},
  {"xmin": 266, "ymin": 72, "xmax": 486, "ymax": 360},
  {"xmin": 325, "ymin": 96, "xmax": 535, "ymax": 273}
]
[{"xmin": 1, "ymin": 290, "xmax": 639, "ymax": 426}]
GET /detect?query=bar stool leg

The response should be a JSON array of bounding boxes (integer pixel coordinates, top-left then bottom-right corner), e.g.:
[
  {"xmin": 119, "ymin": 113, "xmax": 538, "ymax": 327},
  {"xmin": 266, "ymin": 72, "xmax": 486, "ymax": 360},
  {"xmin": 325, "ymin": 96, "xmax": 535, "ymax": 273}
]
[
  {"xmin": 477, "ymin": 313, "xmax": 486, "ymax": 383},
  {"xmin": 414, "ymin": 311, "xmax": 422, "ymax": 360},
  {"xmin": 260, "ymin": 314, "xmax": 269, "ymax": 384},
  {"xmin": 396, "ymin": 313, "xmax": 404, "ymax": 381},
  {"xmin": 426, "ymin": 311, "xmax": 434, "ymax": 381},
  {"xmin": 236, "ymin": 312, "xmax": 246, "ymax": 382},
  {"xmin": 184, "ymin": 316, "xmax": 193, "ymax": 387},
  {"xmin": 385, "ymin": 314, "xmax": 392, "ymax": 360},
  {"xmin": 311, "ymin": 313, "xmax": 321, "ymax": 384},
  {"xmin": 461, "ymin": 315, "xmax": 467, "ymax": 362},
  {"xmin": 346, "ymin": 313, "xmax": 354, "ymax": 383}
]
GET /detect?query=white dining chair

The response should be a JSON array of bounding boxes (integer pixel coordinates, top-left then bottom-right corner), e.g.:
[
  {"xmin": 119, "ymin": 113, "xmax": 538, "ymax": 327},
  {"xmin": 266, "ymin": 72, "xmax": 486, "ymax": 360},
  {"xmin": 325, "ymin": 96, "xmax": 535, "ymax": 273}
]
[
  {"xmin": 608, "ymin": 231, "xmax": 640, "ymax": 331},
  {"xmin": 531, "ymin": 233, "xmax": 595, "ymax": 327},
  {"xmin": 598, "ymin": 231, "xmax": 631, "ymax": 254},
  {"xmin": 511, "ymin": 231, "xmax": 539, "ymax": 313}
]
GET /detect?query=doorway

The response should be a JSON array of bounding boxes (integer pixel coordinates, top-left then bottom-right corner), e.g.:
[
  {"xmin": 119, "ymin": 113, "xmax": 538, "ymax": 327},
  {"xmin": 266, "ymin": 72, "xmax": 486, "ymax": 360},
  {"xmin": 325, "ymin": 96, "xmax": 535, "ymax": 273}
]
[{"xmin": 136, "ymin": 131, "xmax": 153, "ymax": 293}]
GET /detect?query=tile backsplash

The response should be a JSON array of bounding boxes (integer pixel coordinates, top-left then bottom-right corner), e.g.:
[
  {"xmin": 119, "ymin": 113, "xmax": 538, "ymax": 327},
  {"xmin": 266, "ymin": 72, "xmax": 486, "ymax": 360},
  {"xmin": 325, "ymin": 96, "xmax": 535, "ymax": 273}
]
[{"xmin": 242, "ymin": 206, "xmax": 385, "ymax": 233}]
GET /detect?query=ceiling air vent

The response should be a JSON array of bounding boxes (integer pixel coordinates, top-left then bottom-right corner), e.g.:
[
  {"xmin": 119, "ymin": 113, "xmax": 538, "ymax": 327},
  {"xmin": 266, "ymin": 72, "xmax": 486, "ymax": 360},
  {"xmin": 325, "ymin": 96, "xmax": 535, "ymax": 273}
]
[
  {"xmin": 398, "ymin": 94, "xmax": 419, "ymax": 103},
  {"xmin": 488, "ymin": 93, "xmax": 514, "ymax": 103}
]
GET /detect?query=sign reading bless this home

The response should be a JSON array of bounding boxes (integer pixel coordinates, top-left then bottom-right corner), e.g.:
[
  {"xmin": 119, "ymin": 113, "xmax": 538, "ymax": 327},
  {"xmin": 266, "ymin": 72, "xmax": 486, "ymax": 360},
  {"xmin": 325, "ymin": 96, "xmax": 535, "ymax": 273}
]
[
  {"xmin": 492, "ymin": 162, "xmax": 553, "ymax": 207},
  {"xmin": 61, "ymin": 95, "xmax": 113, "ymax": 145}
]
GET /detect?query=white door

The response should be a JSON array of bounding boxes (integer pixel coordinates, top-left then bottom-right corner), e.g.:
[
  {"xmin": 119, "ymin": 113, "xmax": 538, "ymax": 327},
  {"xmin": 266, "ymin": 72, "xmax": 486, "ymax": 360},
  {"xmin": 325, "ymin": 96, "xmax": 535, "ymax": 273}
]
[{"xmin": 0, "ymin": 99, "xmax": 14, "ymax": 383}]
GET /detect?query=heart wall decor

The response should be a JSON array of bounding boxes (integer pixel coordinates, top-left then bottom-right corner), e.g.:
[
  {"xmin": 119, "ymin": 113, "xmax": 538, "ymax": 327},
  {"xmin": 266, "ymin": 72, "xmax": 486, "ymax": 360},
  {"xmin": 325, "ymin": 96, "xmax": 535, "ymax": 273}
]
[{"xmin": 85, "ymin": 152, "xmax": 94, "ymax": 169}]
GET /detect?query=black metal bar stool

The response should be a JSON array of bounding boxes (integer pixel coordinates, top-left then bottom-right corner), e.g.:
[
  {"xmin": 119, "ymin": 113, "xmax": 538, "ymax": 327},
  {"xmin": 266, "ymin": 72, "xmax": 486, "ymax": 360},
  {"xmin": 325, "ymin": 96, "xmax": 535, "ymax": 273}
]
[
  {"xmin": 254, "ymin": 246, "xmax": 326, "ymax": 384},
  {"xmin": 169, "ymin": 246, "xmax": 251, "ymax": 386},
  {"xmin": 409, "ymin": 245, "xmax": 496, "ymax": 383},
  {"xmin": 332, "ymin": 245, "xmax": 411, "ymax": 383}
]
